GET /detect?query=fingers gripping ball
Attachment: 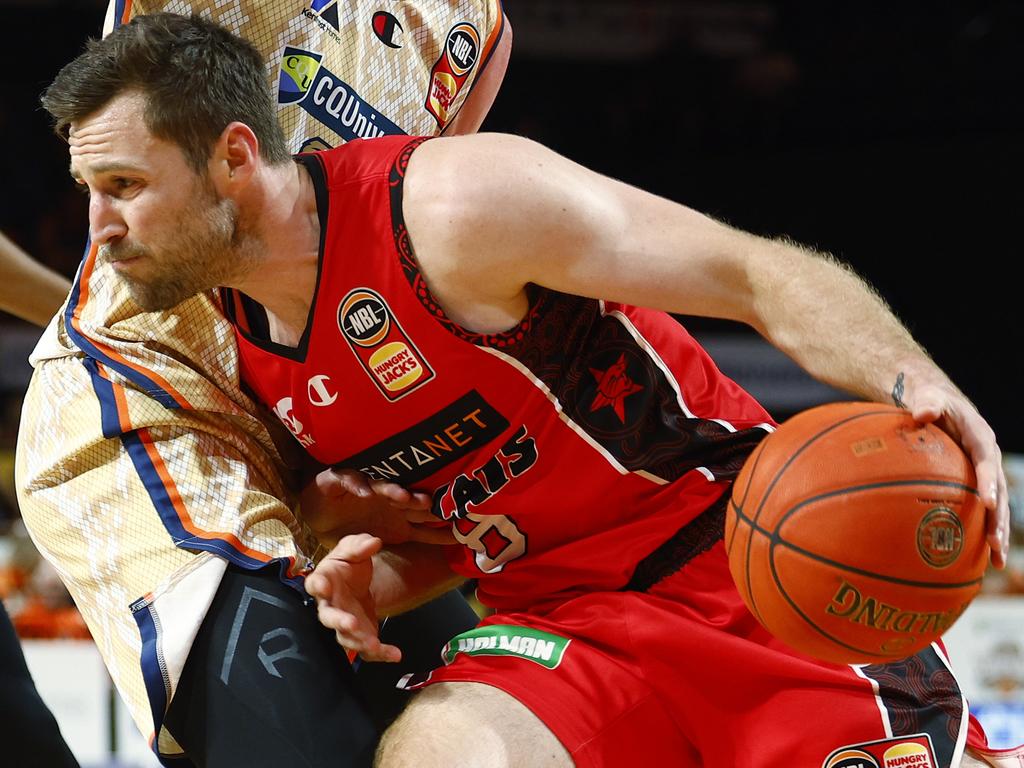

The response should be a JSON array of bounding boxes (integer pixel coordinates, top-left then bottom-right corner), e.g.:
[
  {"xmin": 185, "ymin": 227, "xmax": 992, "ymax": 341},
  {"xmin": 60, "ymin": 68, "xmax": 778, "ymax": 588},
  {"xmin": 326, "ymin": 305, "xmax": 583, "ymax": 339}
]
[{"xmin": 726, "ymin": 402, "xmax": 989, "ymax": 665}]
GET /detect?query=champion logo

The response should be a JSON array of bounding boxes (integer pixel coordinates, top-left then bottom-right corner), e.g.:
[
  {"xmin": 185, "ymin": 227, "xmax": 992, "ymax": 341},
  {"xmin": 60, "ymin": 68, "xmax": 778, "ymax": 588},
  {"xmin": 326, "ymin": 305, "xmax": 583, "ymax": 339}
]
[
  {"xmin": 307, "ymin": 375, "xmax": 338, "ymax": 407},
  {"xmin": 372, "ymin": 11, "xmax": 403, "ymax": 48}
]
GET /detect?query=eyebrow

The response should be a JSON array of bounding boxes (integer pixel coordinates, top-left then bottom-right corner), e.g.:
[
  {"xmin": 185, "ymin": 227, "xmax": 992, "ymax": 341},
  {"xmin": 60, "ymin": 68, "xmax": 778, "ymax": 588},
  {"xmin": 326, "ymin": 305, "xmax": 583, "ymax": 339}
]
[{"xmin": 69, "ymin": 161, "xmax": 144, "ymax": 181}]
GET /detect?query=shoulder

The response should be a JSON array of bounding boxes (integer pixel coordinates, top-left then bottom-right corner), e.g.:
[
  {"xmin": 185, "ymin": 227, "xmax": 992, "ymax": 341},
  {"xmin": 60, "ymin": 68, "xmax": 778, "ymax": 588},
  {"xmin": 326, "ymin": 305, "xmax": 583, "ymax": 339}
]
[
  {"xmin": 410, "ymin": 133, "xmax": 551, "ymax": 177},
  {"xmin": 404, "ymin": 133, "xmax": 553, "ymax": 225}
]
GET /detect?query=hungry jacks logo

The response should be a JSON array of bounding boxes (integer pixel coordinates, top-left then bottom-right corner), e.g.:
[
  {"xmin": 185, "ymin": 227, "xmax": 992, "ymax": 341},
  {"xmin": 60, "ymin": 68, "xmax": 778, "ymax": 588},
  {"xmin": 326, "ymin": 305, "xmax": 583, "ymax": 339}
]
[
  {"xmin": 425, "ymin": 22, "xmax": 480, "ymax": 127},
  {"xmin": 338, "ymin": 288, "xmax": 434, "ymax": 400},
  {"xmin": 822, "ymin": 735, "xmax": 937, "ymax": 768}
]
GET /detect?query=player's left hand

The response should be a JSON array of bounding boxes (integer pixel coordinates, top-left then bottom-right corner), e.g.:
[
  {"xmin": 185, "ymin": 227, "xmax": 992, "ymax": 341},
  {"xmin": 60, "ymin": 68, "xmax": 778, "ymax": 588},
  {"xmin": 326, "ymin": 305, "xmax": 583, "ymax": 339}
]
[
  {"xmin": 901, "ymin": 380, "xmax": 1009, "ymax": 569},
  {"xmin": 300, "ymin": 468, "xmax": 452, "ymax": 548},
  {"xmin": 305, "ymin": 534, "xmax": 402, "ymax": 663}
]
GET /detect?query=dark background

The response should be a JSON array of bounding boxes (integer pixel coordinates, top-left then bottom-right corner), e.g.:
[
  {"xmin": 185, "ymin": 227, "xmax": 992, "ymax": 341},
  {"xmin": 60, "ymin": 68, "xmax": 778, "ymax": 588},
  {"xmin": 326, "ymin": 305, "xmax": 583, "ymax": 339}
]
[{"xmin": 1, "ymin": 0, "xmax": 1021, "ymax": 450}]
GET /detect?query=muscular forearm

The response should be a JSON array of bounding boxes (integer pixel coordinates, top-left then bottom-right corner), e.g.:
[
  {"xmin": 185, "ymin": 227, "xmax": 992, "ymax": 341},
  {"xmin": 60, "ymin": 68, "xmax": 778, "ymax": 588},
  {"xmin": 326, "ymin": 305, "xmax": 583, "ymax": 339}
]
[
  {"xmin": 744, "ymin": 235, "xmax": 1010, "ymax": 566},
  {"xmin": 743, "ymin": 236, "xmax": 952, "ymax": 405},
  {"xmin": 373, "ymin": 542, "xmax": 465, "ymax": 616},
  {"xmin": 0, "ymin": 232, "xmax": 71, "ymax": 327}
]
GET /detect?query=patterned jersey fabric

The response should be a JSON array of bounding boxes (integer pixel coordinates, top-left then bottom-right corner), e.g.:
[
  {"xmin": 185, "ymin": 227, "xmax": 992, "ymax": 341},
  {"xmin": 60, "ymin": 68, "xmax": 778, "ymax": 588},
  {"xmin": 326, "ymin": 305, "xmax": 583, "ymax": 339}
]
[{"xmin": 15, "ymin": 0, "xmax": 504, "ymax": 758}]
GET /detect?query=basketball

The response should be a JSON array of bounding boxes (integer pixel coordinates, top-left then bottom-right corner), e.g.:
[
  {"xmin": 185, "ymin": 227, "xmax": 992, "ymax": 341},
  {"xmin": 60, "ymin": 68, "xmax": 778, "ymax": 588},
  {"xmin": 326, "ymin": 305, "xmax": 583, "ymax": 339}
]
[{"xmin": 726, "ymin": 401, "xmax": 989, "ymax": 665}]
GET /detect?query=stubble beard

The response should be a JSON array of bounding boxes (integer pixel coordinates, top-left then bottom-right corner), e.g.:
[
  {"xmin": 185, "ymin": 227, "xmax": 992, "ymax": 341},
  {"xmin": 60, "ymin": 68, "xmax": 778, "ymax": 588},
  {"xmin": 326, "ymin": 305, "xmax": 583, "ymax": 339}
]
[{"xmin": 103, "ymin": 181, "xmax": 259, "ymax": 312}]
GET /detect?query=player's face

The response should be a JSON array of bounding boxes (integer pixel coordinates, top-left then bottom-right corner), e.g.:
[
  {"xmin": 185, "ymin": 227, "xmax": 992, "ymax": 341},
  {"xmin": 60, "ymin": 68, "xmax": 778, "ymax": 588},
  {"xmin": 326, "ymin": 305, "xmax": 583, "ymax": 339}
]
[{"xmin": 69, "ymin": 90, "xmax": 249, "ymax": 311}]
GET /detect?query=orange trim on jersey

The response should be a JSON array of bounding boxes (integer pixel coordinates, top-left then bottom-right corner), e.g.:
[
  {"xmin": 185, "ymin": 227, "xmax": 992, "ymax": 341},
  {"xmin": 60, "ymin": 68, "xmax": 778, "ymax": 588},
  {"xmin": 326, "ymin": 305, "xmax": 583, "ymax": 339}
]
[
  {"xmin": 120, "ymin": 0, "xmax": 133, "ymax": 25},
  {"xmin": 68, "ymin": 244, "xmax": 194, "ymax": 409},
  {"xmin": 137, "ymin": 427, "xmax": 303, "ymax": 579},
  {"xmin": 477, "ymin": 0, "xmax": 505, "ymax": 73},
  {"xmin": 95, "ymin": 360, "xmax": 133, "ymax": 432}
]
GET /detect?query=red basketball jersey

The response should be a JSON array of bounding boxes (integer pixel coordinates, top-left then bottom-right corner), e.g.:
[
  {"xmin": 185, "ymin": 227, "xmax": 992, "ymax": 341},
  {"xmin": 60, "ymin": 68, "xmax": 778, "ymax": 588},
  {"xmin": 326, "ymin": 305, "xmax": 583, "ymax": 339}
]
[{"xmin": 225, "ymin": 136, "xmax": 775, "ymax": 612}]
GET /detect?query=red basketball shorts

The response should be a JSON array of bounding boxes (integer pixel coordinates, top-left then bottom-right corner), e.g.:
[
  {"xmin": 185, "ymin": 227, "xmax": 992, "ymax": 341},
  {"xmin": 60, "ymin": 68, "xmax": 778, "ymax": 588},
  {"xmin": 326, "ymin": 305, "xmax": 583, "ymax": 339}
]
[{"xmin": 407, "ymin": 540, "xmax": 983, "ymax": 767}]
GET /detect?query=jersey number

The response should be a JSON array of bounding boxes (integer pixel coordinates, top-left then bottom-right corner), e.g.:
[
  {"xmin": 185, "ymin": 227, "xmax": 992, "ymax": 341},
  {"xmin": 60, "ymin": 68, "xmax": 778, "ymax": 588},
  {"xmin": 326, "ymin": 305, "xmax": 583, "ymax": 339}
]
[{"xmin": 452, "ymin": 513, "xmax": 527, "ymax": 574}]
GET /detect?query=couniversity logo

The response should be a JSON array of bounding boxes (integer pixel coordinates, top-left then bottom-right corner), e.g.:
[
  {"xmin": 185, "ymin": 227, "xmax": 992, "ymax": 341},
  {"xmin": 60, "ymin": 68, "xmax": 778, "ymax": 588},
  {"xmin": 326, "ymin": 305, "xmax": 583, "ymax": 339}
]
[{"xmin": 278, "ymin": 47, "xmax": 404, "ymax": 142}]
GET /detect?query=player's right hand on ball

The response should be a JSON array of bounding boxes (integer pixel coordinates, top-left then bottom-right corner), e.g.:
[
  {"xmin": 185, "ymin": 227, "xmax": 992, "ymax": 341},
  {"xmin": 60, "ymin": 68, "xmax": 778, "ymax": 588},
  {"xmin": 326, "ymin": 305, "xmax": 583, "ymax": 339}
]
[
  {"xmin": 900, "ymin": 377, "xmax": 1010, "ymax": 569},
  {"xmin": 305, "ymin": 534, "xmax": 403, "ymax": 663}
]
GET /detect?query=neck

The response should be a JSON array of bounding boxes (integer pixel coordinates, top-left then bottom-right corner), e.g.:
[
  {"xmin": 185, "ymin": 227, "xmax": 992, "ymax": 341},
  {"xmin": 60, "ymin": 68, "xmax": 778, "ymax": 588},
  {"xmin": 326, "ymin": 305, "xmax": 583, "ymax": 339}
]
[{"xmin": 230, "ymin": 159, "xmax": 320, "ymax": 341}]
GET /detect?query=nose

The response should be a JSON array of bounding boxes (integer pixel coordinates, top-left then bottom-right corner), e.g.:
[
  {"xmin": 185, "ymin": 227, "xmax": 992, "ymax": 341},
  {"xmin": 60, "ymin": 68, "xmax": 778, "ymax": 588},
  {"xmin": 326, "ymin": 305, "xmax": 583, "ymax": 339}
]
[{"xmin": 89, "ymin": 193, "xmax": 128, "ymax": 246}]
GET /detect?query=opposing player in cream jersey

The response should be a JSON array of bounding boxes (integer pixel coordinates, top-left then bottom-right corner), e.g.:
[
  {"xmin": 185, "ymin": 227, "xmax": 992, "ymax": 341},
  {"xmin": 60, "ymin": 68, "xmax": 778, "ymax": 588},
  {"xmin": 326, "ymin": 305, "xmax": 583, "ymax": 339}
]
[{"xmin": 16, "ymin": 2, "xmax": 509, "ymax": 765}]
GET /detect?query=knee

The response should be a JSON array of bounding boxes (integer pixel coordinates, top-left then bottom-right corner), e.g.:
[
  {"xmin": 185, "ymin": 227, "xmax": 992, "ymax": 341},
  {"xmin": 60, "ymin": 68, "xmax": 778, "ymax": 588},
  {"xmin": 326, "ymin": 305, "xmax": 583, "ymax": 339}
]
[
  {"xmin": 375, "ymin": 685, "xmax": 482, "ymax": 767},
  {"xmin": 374, "ymin": 682, "xmax": 571, "ymax": 768}
]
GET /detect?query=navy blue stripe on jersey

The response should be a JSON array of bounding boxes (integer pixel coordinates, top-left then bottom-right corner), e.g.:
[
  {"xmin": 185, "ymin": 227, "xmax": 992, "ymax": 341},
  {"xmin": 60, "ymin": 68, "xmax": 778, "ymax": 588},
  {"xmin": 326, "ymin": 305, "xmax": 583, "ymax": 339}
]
[
  {"xmin": 82, "ymin": 357, "xmax": 126, "ymax": 438},
  {"xmin": 860, "ymin": 646, "xmax": 963, "ymax": 767},
  {"xmin": 113, "ymin": 0, "xmax": 129, "ymax": 28},
  {"xmin": 64, "ymin": 265, "xmax": 184, "ymax": 410},
  {"xmin": 130, "ymin": 599, "xmax": 184, "ymax": 768},
  {"xmin": 119, "ymin": 429, "xmax": 307, "ymax": 592}
]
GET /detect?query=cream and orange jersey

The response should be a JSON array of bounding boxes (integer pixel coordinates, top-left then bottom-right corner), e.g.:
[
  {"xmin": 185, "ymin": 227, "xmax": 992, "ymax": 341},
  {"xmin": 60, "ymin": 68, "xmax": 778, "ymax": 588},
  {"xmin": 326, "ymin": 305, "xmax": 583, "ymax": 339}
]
[
  {"xmin": 16, "ymin": 0, "xmax": 505, "ymax": 759},
  {"xmin": 104, "ymin": 0, "xmax": 506, "ymax": 146}
]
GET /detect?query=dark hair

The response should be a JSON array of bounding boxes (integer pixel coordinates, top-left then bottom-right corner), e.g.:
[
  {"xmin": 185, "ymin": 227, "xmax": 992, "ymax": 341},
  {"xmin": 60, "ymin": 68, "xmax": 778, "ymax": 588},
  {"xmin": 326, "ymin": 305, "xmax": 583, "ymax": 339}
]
[{"xmin": 41, "ymin": 13, "xmax": 289, "ymax": 172}]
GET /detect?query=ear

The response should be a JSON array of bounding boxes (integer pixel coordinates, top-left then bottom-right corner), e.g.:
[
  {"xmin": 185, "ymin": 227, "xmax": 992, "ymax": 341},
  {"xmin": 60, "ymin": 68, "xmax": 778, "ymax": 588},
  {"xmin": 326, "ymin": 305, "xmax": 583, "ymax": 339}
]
[{"xmin": 209, "ymin": 122, "xmax": 260, "ymax": 194}]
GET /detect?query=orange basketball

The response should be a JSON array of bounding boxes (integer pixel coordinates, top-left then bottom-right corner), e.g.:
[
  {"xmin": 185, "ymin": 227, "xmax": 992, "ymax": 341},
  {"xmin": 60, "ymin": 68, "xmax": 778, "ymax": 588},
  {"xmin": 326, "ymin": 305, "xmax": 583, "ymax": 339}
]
[{"xmin": 726, "ymin": 401, "xmax": 989, "ymax": 665}]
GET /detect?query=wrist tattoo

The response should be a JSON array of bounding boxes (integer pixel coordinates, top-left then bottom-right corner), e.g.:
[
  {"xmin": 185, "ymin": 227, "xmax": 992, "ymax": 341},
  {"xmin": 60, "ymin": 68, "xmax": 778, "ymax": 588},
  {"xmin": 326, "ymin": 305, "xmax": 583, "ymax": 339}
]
[{"xmin": 892, "ymin": 372, "xmax": 907, "ymax": 408}]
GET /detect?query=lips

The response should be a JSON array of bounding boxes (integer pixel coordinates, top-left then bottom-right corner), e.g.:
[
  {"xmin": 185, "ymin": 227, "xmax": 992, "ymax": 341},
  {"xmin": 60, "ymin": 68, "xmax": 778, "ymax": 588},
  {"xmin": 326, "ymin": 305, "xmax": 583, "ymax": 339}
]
[{"xmin": 99, "ymin": 243, "xmax": 145, "ymax": 267}]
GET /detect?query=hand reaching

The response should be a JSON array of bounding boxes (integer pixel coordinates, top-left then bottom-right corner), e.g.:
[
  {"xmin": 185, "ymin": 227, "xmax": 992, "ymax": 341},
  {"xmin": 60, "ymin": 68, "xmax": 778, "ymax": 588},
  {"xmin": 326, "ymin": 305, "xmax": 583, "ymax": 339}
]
[
  {"xmin": 300, "ymin": 468, "xmax": 452, "ymax": 548},
  {"xmin": 305, "ymin": 534, "xmax": 402, "ymax": 663}
]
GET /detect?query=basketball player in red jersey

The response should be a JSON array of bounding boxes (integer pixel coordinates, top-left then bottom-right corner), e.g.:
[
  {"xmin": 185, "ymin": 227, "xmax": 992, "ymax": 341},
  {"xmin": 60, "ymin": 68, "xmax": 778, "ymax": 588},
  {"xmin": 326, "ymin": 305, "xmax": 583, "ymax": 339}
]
[{"xmin": 42, "ymin": 13, "xmax": 1018, "ymax": 768}]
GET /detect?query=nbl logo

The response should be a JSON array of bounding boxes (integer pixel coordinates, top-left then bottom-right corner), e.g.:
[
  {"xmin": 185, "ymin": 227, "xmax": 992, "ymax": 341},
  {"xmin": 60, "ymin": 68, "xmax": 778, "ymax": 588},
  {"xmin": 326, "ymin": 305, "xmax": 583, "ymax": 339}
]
[
  {"xmin": 425, "ymin": 22, "xmax": 481, "ymax": 128},
  {"xmin": 340, "ymin": 291, "xmax": 389, "ymax": 346},
  {"xmin": 445, "ymin": 23, "xmax": 479, "ymax": 75},
  {"xmin": 916, "ymin": 506, "xmax": 964, "ymax": 567},
  {"xmin": 822, "ymin": 737, "xmax": 937, "ymax": 768},
  {"xmin": 825, "ymin": 753, "xmax": 879, "ymax": 768},
  {"xmin": 338, "ymin": 288, "xmax": 435, "ymax": 400}
]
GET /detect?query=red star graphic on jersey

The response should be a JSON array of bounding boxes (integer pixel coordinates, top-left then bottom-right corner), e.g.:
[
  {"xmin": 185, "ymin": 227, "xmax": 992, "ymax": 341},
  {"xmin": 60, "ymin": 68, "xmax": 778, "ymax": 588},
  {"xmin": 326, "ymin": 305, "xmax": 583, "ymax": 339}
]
[{"xmin": 589, "ymin": 353, "xmax": 644, "ymax": 424}]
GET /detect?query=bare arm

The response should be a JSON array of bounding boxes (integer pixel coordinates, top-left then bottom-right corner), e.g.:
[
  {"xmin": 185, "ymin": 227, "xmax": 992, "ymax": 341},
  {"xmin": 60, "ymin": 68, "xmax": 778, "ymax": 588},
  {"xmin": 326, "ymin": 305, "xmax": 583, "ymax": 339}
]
[
  {"xmin": 0, "ymin": 232, "xmax": 71, "ymax": 327},
  {"xmin": 403, "ymin": 133, "xmax": 1009, "ymax": 567}
]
